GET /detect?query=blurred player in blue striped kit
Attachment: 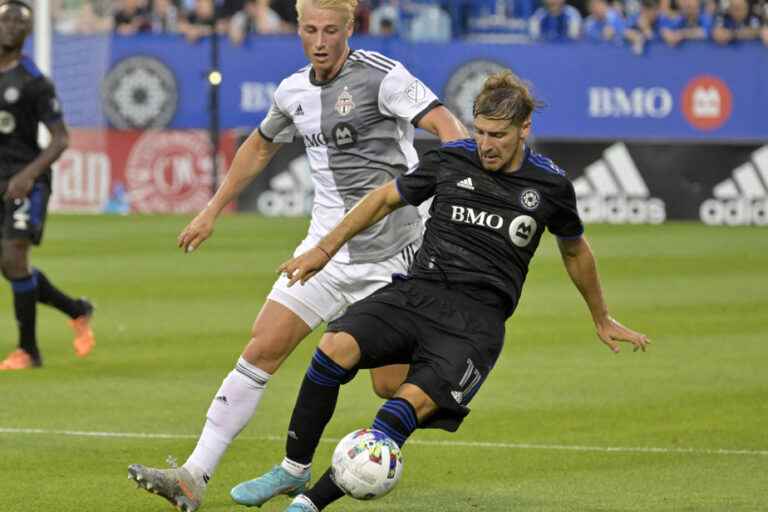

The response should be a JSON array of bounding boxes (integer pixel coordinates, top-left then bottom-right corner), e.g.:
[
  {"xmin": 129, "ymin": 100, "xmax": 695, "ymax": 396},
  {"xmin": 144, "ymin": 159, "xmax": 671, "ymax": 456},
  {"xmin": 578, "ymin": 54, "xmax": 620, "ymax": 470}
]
[
  {"xmin": 127, "ymin": 0, "xmax": 467, "ymax": 510},
  {"xmin": 0, "ymin": 0, "xmax": 94, "ymax": 371}
]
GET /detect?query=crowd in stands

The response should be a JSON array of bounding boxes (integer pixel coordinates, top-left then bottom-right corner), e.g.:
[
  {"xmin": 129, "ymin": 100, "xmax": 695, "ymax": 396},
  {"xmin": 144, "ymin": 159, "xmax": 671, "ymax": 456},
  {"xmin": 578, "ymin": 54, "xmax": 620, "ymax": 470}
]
[{"xmin": 52, "ymin": 0, "xmax": 768, "ymax": 50}]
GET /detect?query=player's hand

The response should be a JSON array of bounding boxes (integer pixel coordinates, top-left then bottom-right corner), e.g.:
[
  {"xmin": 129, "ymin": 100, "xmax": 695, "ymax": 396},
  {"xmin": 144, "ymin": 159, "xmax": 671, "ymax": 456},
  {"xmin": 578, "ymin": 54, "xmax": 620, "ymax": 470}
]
[
  {"xmin": 277, "ymin": 247, "xmax": 332, "ymax": 287},
  {"xmin": 178, "ymin": 210, "xmax": 216, "ymax": 253},
  {"xmin": 4, "ymin": 174, "xmax": 34, "ymax": 201},
  {"xmin": 595, "ymin": 316, "xmax": 650, "ymax": 354}
]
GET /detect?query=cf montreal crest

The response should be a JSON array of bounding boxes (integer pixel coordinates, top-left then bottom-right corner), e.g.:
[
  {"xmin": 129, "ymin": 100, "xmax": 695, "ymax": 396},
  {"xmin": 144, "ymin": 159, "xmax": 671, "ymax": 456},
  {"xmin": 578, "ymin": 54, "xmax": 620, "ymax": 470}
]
[
  {"xmin": 520, "ymin": 189, "xmax": 541, "ymax": 211},
  {"xmin": 102, "ymin": 56, "xmax": 178, "ymax": 129},
  {"xmin": 444, "ymin": 60, "xmax": 509, "ymax": 127}
]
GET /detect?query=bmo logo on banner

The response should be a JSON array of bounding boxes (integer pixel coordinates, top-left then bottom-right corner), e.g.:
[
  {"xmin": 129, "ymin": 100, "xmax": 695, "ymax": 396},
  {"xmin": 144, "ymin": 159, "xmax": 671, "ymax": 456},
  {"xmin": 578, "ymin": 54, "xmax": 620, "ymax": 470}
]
[
  {"xmin": 681, "ymin": 75, "xmax": 733, "ymax": 132},
  {"xmin": 588, "ymin": 87, "xmax": 673, "ymax": 118}
]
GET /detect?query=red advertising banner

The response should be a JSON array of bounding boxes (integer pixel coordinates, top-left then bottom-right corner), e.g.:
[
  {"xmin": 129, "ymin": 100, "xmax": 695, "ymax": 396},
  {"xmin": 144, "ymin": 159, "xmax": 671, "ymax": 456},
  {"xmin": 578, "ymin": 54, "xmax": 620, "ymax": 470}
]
[{"xmin": 50, "ymin": 129, "xmax": 237, "ymax": 214}]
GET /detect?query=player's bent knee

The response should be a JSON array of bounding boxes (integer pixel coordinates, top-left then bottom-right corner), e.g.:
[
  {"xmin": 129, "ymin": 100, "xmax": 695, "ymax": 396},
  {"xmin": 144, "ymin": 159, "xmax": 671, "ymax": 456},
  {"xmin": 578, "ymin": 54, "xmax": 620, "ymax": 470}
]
[
  {"xmin": 318, "ymin": 331, "xmax": 361, "ymax": 370},
  {"xmin": 241, "ymin": 331, "xmax": 298, "ymax": 372},
  {"xmin": 371, "ymin": 381, "xmax": 397, "ymax": 399},
  {"xmin": 371, "ymin": 365, "xmax": 409, "ymax": 399}
]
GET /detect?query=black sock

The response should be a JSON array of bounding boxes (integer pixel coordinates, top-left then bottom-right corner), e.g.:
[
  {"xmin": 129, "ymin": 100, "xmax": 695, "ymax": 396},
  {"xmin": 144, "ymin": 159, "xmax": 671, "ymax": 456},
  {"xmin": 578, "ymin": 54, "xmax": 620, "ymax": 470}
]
[
  {"xmin": 11, "ymin": 274, "xmax": 40, "ymax": 362},
  {"xmin": 33, "ymin": 268, "xmax": 85, "ymax": 319},
  {"xmin": 304, "ymin": 468, "xmax": 345, "ymax": 510},
  {"xmin": 285, "ymin": 348, "xmax": 357, "ymax": 465},
  {"xmin": 372, "ymin": 398, "xmax": 418, "ymax": 448}
]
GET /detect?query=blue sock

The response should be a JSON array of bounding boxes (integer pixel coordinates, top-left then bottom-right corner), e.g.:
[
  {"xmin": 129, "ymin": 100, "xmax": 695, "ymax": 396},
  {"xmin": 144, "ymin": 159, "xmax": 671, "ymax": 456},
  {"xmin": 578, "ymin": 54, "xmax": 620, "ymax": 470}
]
[{"xmin": 372, "ymin": 398, "xmax": 418, "ymax": 448}]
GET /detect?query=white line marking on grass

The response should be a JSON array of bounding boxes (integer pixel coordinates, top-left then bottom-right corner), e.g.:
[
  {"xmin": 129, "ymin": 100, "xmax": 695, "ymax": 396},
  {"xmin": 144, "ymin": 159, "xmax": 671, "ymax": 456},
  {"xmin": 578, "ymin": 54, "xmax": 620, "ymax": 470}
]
[{"xmin": 2, "ymin": 427, "xmax": 766, "ymax": 457}]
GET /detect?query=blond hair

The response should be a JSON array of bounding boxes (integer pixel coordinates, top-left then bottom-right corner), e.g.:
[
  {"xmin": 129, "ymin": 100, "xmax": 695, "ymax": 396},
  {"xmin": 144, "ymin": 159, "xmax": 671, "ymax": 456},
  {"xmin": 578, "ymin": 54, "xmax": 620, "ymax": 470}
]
[
  {"xmin": 296, "ymin": 0, "xmax": 358, "ymax": 25},
  {"xmin": 473, "ymin": 71, "xmax": 541, "ymax": 126}
]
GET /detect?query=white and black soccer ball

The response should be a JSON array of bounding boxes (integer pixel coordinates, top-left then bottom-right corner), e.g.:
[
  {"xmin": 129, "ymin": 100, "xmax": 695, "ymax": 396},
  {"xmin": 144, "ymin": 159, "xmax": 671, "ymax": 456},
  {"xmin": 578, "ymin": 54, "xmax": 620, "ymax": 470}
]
[{"xmin": 331, "ymin": 428, "xmax": 404, "ymax": 500}]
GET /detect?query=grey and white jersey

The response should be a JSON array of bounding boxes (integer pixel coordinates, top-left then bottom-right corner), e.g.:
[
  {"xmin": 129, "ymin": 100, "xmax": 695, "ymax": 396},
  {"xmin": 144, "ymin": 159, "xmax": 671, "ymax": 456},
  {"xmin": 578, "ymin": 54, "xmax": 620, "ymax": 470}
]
[{"xmin": 259, "ymin": 49, "xmax": 441, "ymax": 264}]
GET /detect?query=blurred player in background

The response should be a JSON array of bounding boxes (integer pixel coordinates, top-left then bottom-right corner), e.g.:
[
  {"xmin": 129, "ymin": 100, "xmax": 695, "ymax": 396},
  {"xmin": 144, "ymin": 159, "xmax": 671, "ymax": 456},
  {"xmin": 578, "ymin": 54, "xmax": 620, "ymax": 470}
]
[
  {"xmin": 0, "ymin": 0, "xmax": 94, "ymax": 370},
  {"xmin": 128, "ymin": 0, "xmax": 467, "ymax": 510},
  {"xmin": 275, "ymin": 70, "xmax": 650, "ymax": 511}
]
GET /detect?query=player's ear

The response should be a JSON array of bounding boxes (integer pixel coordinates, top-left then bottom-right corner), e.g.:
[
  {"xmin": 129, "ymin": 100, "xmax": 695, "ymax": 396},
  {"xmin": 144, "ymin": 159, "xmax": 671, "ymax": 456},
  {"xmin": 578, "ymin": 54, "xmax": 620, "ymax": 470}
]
[{"xmin": 520, "ymin": 117, "xmax": 532, "ymax": 141}]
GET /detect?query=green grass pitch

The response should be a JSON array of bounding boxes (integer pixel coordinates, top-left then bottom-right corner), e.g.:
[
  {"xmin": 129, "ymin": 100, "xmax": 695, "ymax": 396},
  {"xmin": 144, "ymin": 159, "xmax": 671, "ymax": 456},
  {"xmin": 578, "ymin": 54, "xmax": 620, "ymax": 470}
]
[{"xmin": 1, "ymin": 215, "xmax": 766, "ymax": 511}]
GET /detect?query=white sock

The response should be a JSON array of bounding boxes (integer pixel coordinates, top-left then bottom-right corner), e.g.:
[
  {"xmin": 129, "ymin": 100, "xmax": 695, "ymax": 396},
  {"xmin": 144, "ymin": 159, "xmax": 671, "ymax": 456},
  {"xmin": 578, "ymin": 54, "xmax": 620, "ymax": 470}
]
[
  {"xmin": 184, "ymin": 357, "xmax": 271, "ymax": 478},
  {"xmin": 292, "ymin": 495, "xmax": 319, "ymax": 512},
  {"xmin": 281, "ymin": 457, "xmax": 311, "ymax": 478}
]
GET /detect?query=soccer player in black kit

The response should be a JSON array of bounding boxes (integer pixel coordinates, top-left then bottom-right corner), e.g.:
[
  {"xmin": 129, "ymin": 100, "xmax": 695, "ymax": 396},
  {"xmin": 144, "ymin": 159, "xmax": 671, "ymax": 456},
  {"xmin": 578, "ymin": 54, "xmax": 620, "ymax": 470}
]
[
  {"xmin": 0, "ymin": 0, "xmax": 94, "ymax": 370},
  {"xmin": 272, "ymin": 71, "xmax": 650, "ymax": 511}
]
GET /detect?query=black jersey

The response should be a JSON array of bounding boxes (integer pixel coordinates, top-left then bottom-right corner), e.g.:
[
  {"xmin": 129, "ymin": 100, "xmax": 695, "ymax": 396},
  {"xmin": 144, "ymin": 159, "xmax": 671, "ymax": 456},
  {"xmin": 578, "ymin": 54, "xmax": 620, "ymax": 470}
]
[
  {"xmin": 395, "ymin": 138, "xmax": 583, "ymax": 316},
  {"xmin": 0, "ymin": 56, "xmax": 63, "ymax": 183}
]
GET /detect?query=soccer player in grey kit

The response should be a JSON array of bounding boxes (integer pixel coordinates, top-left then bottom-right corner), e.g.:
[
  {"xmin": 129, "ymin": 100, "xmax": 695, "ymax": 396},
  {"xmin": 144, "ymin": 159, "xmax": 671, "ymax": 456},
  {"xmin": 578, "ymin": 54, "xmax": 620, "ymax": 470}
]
[
  {"xmin": 274, "ymin": 70, "xmax": 650, "ymax": 511},
  {"xmin": 128, "ymin": 1, "xmax": 467, "ymax": 510},
  {"xmin": 0, "ymin": 0, "xmax": 94, "ymax": 371}
]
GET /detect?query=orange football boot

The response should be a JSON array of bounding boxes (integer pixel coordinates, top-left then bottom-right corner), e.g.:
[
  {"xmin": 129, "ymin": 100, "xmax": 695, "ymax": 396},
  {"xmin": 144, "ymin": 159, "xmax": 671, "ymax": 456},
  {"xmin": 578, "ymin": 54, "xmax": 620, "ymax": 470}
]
[
  {"xmin": 71, "ymin": 299, "xmax": 95, "ymax": 358},
  {"xmin": 0, "ymin": 349, "xmax": 40, "ymax": 370}
]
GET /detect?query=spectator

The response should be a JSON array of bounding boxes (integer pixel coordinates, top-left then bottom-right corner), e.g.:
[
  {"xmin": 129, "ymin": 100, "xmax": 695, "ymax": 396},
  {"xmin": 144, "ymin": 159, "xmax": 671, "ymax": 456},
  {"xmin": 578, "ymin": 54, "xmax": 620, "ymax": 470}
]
[
  {"xmin": 712, "ymin": 0, "xmax": 761, "ymax": 42},
  {"xmin": 113, "ymin": 0, "xmax": 151, "ymax": 34},
  {"xmin": 660, "ymin": 0, "xmax": 714, "ymax": 45},
  {"xmin": 624, "ymin": 0, "xmax": 663, "ymax": 51},
  {"xmin": 269, "ymin": 0, "xmax": 299, "ymax": 29},
  {"xmin": 378, "ymin": 16, "xmax": 396, "ymax": 35},
  {"xmin": 53, "ymin": 0, "xmax": 112, "ymax": 34},
  {"xmin": 179, "ymin": 0, "xmax": 227, "ymax": 42},
  {"xmin": 584, "ymin": 0, "xmax": 626, "ymax": 42},
  {"xmin": 407, "ymin": 2, "xmax": 451, "ymax": 41},
  {"xmin": 354, "ymin": 0, "xmax": 371, "ymax": 33},
  {"xmin": 150, "ymin": 0, "xmax": 180, "ymax": 33},
  {"xmin": 369, "ymin": 0, "xmax": 401, "ymax": 35},
  {"xmin": 81, "ymin": 0, "xmax": 113, "ymax": 33},
  {"xmin": 763, "ymin": 3, "xmax": 768, "ymax": 46},
  {"xmin": 529, "ymin": 0, "xmax": 583, "ymax": 41},
  {"xmin": 229, "ymin": 0, "xmax": 285, "ymax": 44}
]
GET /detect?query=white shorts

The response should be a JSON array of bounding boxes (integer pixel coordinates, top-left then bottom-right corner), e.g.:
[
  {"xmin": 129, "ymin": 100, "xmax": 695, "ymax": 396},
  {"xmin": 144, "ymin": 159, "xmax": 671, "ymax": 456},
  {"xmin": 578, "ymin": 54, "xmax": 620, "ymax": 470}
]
[{"xmin": 268, "ymin": 239, "xmax": 420, "ymax": 329}]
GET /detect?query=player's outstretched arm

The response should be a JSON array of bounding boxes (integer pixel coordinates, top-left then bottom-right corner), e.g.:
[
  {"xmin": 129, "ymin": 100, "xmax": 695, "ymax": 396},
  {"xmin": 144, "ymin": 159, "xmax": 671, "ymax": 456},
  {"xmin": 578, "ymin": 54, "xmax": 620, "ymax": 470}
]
[
  {"xmin": 178, "ymin": 129, "xmax": 282, "ymax": 252},
  {"xmin": 557, "ymin": 236, "xmax": 651, "ymax": 354},
  {"xmin": 279, "ymin": 181, "xmax": 406, "ymax": 286},
  {"xmin": 4, "ymin": 121, "xmax": 69, "ymax": 200},
  {"xmin": 416, "ymin": 105, "xmax": 469, "ymax": 143}
]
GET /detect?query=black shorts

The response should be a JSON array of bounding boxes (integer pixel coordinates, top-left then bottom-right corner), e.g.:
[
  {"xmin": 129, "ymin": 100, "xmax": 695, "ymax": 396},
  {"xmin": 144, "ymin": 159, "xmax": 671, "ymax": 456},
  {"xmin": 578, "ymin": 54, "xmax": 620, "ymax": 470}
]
[
  {"xmin": 0, "ymin": 181, "xmax": 50, "ymax": 245},
  {"xmin": 327, "ymin": 276, "xmax": 506, "ymax": 432}
]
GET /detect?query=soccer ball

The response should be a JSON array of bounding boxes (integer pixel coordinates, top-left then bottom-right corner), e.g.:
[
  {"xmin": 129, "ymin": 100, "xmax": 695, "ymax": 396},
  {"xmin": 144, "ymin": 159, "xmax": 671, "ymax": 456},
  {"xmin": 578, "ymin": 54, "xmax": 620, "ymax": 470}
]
[{"xmin": 331, "ymin": 428, "xmax": 404, "ymax": 500}]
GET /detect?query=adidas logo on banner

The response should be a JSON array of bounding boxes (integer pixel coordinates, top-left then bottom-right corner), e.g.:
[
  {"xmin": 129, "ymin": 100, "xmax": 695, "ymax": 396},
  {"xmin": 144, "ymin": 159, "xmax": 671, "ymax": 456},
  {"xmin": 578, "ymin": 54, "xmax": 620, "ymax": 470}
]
[
  {"xmin": 700, "ymin": 145, "xmax": 768, "ymax": 226},
  {"xmin": 457, "ymin": 177, "xmax": 475, "ymax": 191},
  {"xmin": 572, "ymin": 142, "xmax": 666, "ymax": 224}
]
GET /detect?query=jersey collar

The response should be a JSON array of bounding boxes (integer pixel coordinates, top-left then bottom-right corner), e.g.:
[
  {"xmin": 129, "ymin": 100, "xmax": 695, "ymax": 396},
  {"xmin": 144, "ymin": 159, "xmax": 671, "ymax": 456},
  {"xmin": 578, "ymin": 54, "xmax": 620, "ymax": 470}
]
[{"xmin": 309, "ymin": 48, "xmax": 352, "ymax": 87}]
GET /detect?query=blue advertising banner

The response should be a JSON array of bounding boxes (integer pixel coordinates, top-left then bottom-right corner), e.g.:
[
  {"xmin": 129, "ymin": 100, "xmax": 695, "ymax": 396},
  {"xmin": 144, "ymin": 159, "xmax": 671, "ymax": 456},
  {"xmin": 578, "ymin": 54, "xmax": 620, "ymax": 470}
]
[{"xmin": 53, "ymin": 34, "xmax": 768, "ymax": 141}]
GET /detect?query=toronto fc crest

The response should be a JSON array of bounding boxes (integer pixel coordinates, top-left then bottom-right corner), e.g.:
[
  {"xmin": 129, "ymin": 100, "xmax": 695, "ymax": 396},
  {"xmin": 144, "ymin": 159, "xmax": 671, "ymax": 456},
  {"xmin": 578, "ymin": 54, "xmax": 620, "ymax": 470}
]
[{"xmin": 335, "ymin": 87, "xmax": 355, "ymax": 116}]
